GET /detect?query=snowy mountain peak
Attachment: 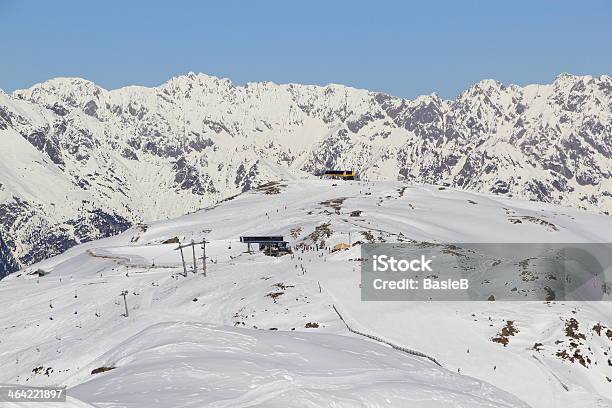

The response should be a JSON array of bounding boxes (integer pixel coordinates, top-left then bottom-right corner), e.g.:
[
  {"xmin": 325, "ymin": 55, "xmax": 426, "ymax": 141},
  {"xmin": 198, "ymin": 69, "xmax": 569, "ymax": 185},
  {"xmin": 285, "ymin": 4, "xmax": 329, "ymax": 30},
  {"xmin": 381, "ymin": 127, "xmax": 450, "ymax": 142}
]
[
  {"xmin": 14, "ymin": 77, "xmax": 104, "ymax": 103},
  {"xmin": 471, "ymin": 78, "xmax": 504, "ymax": 91}
]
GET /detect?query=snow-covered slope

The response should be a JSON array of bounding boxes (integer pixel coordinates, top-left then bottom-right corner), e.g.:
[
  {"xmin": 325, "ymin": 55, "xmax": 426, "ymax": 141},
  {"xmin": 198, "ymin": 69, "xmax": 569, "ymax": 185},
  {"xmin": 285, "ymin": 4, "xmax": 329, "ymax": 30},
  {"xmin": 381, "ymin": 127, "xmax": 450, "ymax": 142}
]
[
  {"xmin": 2, "ymin": 180, "xmax": 611, "ymax": 407},
  {"xmin": 1, "ymin": 72, "xmax": 611, "ymax": 275}
]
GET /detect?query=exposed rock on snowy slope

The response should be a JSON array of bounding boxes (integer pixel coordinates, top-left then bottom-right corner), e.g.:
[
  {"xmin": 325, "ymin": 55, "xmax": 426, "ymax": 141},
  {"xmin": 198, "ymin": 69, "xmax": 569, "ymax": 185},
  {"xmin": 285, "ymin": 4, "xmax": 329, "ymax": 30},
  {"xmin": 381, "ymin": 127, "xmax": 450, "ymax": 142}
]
[{"xmin": 0, "ymin": 73, "xmax": 611, "ymax": 274}]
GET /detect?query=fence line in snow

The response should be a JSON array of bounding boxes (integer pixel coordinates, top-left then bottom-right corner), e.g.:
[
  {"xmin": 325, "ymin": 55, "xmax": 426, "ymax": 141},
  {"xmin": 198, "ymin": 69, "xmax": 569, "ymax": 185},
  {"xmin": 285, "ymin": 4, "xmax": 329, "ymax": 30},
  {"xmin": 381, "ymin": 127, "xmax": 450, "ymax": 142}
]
[{"xmin": 332, "ymin": 304, "xmax": 442, "ymax": 367}]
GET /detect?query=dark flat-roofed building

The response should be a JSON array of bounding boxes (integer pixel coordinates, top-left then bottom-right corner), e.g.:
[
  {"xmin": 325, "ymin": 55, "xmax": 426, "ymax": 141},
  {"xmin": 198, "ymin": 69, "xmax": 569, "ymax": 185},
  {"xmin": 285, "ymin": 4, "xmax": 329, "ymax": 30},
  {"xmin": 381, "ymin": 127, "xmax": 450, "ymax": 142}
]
[
  {"xmin": 239, "ymin": 236, "xmax": 291, "ymax": 256},
  {"xmin": 320, "ymin": 170, "xmax": 357, "ymax": 180}
]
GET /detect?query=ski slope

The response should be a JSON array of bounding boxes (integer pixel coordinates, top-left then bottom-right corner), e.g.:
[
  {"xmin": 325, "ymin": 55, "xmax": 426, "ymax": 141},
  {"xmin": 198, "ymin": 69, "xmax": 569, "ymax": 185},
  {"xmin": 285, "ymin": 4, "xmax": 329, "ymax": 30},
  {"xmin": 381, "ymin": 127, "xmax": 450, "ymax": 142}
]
[{"xmin": 2, "ymin": 179, "xmax": 611, "ymax": 407}]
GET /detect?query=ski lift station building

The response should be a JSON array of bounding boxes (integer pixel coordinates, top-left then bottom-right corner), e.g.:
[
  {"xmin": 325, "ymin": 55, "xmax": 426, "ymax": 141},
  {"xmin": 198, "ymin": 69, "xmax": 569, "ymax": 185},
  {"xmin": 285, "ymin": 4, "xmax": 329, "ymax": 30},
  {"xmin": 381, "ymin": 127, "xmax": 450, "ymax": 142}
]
[
  {"xmin": 320, "ymin": 170, "xmax": 357, "ymax": 180},
  {"xmin": 239, "ymin": 236, "xmax": 290, "ymax": 254}
]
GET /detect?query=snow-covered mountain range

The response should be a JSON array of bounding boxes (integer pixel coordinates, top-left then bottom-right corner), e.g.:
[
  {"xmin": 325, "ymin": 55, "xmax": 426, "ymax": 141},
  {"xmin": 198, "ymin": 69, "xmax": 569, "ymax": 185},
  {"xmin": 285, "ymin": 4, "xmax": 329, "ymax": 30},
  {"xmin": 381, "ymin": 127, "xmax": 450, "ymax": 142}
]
[{"xmin": 1, "ymin": 72, "xmax": 611, "ymax": 275}]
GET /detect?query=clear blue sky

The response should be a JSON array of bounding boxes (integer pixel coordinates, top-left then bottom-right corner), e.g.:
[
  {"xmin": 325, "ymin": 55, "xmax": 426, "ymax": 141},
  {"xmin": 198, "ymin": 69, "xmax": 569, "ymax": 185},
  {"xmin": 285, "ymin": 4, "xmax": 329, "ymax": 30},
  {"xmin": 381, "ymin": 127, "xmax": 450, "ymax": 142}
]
[{"xmin": 1, "ymin": 0, "xmax": 610, "ymax": 99}]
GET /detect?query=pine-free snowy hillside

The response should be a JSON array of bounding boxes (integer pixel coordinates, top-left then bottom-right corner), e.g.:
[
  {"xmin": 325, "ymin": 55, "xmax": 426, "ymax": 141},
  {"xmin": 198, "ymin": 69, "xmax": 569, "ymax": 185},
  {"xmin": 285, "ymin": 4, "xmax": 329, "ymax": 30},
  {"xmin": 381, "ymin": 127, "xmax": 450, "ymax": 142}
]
[
  {"xmin": 2, "ymin": 180, "xmax": 611, "ymax": 408},
  {"xmin": 0, "ymin": 72, "xmax": 611, "ymax": 275}
]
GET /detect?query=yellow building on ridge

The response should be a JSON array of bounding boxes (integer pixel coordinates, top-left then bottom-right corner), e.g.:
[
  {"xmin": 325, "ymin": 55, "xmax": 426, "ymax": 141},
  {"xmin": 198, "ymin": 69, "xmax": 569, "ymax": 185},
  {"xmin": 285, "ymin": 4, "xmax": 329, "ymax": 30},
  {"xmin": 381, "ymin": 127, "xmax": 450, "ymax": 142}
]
[{"xmin": 321, "ymin": 170, "xmax": 357, "ymax": 180}]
